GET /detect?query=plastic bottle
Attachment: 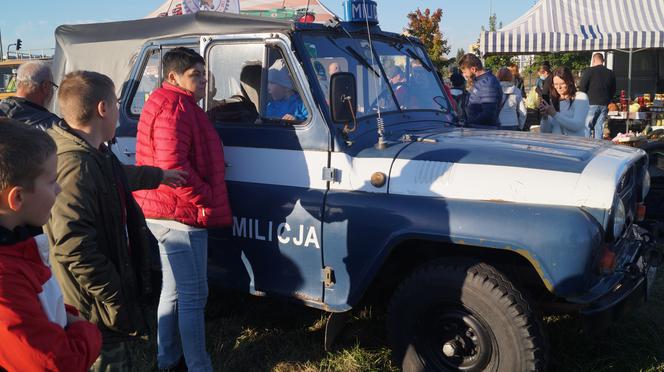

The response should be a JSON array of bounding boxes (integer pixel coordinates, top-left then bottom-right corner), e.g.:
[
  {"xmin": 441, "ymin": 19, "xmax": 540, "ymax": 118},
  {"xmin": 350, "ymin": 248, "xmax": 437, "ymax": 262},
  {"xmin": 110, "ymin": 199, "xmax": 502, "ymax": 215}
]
[{"xmin": 620, "ymin": 90, "xmax": 627, "ymax": 112}]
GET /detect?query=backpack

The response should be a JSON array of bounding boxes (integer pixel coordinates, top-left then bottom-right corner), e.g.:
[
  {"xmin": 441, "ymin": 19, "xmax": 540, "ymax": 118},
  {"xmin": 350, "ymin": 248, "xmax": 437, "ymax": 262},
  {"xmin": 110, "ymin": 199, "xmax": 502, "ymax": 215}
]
[{"xmin": 499, "ymin": 93, "xmax": 523, "ymax": 129}]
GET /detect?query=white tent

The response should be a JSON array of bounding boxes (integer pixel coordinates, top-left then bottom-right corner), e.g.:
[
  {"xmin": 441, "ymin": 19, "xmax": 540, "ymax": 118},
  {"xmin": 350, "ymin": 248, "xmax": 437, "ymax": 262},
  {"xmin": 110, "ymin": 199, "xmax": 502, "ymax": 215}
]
[
  {"xmin": 479, "ymin": 0, "xmax": 664, "ymax": 107},
  {"xmin": 241, "ymin": 0, "xmax": 336, "ymax": 23},
  {"xmin": 479, "ymin": 0, "xmax": 664, "ymax": 54},
  {"xmin": 148, "ymin": 0, "xmax": 336, "ymax": 23},
  {"xmin": 148, "ymin": 0, "xmax": 240, "ymax": 17}
]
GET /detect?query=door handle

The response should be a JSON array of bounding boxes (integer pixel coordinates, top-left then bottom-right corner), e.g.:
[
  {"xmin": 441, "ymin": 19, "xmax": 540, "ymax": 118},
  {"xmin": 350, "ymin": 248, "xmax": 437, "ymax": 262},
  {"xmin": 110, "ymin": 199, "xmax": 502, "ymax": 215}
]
[{"xmin": 123, "ymin": 149, "xmax": 136, "ymax": 157}]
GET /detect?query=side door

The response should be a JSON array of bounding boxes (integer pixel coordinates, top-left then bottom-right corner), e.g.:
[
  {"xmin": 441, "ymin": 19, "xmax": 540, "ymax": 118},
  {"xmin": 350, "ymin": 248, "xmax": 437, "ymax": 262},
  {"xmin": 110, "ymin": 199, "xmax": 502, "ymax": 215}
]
[
  {"xmin": 114, "ymin": 39, "xmax": 199, "ymax": 164},
  {"xmin": 203, "ymin": 35, "xmax": 330, "ymax": 305}
]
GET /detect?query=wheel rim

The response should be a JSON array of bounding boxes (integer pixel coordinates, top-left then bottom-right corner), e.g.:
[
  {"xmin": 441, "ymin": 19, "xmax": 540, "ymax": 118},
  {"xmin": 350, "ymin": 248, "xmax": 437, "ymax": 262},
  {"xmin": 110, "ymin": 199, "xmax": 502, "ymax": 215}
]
[{"xmin": 416, "ymin": 305, "xmax": 495, "ymax": 371}]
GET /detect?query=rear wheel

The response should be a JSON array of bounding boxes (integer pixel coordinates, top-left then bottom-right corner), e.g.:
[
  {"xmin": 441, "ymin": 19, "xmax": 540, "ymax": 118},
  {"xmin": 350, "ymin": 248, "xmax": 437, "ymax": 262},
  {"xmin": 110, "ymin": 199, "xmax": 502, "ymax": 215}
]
[{"xmin": 387, "ymin": 260, "xmax": 547, "ymax": 372}]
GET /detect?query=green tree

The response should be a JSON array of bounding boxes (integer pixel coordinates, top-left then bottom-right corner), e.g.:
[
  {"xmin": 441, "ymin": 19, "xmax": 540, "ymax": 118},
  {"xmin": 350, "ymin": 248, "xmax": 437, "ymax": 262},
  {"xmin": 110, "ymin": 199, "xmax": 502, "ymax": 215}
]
[
  {"xmin": 525, "ymin": 52, "xmax": 592, "ymax": 75},
  {"xmin": 406, "ymin": 8, "xmax": 451, "ymax": 73},
  {"xmin": 456, "ymin": 48, "xmax": 466, "ymax": 63}
]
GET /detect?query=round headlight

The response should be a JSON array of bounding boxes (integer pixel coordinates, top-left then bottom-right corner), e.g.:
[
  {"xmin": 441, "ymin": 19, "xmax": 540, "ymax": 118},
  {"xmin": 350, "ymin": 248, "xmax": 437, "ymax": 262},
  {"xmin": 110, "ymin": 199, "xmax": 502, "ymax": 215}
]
[
  {"xmin": 613, "ymin": 198, "xmax": 626, "ymax": 238},
  {"xmin": 642, "ymin": 169, "xmax": 651, "ymax": 199}
]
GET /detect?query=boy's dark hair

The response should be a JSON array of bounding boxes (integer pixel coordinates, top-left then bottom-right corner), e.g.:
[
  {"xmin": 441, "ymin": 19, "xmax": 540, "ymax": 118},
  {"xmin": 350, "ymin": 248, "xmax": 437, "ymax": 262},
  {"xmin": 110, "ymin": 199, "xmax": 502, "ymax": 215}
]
[
  {"xmin": 458, "ymin": 53, "xmax": 484, "ymax": 70},
  {"xmin": 162, "ymin": 47, "xmax": 205, "ymax": 78},
  {"xmin": 58, "ymin": 70, "xmax": 115, "ymax": 124},
  {"xmin": 0, "ymin": 118, "xmax": 56, "ymax": 191}
]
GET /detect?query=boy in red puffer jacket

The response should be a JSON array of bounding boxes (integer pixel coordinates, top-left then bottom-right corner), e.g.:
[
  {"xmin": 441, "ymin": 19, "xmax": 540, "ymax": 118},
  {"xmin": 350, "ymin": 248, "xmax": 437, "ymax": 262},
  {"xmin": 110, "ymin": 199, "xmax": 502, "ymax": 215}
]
[
  {"xmin": 134, "ymin": 47, "xmax": 231, "ymax": 372},
  {"xmin": 0, "ymin": 119, "xmax": 101, "ymax": 372}
]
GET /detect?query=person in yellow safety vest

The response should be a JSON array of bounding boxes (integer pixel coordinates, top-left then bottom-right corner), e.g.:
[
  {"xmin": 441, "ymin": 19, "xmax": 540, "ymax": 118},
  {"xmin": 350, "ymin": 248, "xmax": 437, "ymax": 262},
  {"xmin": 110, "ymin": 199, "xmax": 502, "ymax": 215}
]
[{"xmin": 6, "ymin": 70, "xmax": 18, "ymax": 92}]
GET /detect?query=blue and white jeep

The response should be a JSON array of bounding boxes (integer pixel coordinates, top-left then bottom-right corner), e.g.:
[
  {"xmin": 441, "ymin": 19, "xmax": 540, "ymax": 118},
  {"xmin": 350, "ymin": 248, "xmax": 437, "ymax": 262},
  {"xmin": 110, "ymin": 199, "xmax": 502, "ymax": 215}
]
[{"xmin": 52, "ymin": 7, "xmax": 660, "ymax": 371}]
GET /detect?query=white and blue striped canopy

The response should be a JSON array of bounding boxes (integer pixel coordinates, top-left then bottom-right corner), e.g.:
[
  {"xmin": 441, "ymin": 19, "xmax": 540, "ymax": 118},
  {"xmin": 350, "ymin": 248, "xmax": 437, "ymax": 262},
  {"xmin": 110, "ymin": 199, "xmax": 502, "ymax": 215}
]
[{"xmin": 479, "ymin": 0, "xmax": 664, "ymax": 55}]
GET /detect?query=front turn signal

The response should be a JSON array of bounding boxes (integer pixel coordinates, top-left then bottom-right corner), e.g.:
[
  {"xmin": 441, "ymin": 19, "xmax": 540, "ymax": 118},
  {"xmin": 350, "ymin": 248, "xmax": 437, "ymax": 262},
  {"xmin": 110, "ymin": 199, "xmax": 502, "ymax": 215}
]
[
  {"xmin": 636, "ymin": 203, "xmax": 646, "ymax": 222},
  {"xmin": 599, "ymin": 244, "xmax": 617, "ymax": 274}
]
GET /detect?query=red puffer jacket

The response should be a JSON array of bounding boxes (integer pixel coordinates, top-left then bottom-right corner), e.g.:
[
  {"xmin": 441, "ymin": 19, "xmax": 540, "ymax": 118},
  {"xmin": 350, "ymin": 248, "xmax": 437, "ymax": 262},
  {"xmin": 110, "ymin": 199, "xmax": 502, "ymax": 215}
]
[
  {"xmin": 0, "ymin": 230, "xmax": 102, "ymax": 372},
  {"xmin": 134, "ymin": 83, "xmax": 232, "ymax": 228}
]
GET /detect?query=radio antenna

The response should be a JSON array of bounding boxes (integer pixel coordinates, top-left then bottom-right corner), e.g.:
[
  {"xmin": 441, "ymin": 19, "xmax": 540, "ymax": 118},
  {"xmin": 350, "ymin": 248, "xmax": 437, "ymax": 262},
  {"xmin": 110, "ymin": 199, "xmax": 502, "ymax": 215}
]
[{"xmin": 361, "ymin": 0, "xmax": 386, "ymax": 149}]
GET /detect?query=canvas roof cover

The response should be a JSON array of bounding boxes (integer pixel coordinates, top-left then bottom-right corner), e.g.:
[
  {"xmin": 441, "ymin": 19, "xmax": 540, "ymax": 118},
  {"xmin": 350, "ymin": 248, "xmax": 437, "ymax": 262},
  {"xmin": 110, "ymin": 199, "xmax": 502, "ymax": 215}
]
[
  {"xmin": 52, "ymin": 11, "xmax": 292, "ymax": 97},
  {"xmin": 479, "ymin": 0, "xmax": 664, "ymax": 55}
]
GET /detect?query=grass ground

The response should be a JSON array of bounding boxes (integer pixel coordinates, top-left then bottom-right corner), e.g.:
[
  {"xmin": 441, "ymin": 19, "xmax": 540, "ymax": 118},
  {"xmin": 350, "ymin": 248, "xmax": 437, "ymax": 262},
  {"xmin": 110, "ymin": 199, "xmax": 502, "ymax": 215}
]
[{"xmin": 133, "ymin": 270, "xmax": 664, "ymax": 372}]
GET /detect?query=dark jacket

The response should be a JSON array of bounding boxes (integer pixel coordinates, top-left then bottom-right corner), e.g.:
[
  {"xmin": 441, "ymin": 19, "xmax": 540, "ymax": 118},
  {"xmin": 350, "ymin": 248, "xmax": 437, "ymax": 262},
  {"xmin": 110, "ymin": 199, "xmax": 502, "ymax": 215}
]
[
  {"xmin": 44, "ymin": 123, "xmax": 163, "ymax": 344},
  {"xmin": 579, "ymin": 65, "xmax": 616, "ymax": 106},
  {"xmin": 514, "ymin": 75, "xmax": 526, "ymax": 98},
  {"xmin": 465, "ymin": 71, "xmax": 503, "ymax": 127},
  {"xmin": 0, "ymin": 96, "xmax": 61, "ymax": 130}
]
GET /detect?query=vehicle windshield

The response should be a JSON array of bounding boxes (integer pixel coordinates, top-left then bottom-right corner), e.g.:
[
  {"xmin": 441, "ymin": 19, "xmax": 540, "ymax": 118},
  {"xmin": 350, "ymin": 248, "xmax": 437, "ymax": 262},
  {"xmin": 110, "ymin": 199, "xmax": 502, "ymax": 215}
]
[
  {"xmin": 0, "ymin": 64, "xmax": 18, "ymax": 95},
  {"xmin": 301, "ymin": 33, "xmax": 450, "ymax": 119}
]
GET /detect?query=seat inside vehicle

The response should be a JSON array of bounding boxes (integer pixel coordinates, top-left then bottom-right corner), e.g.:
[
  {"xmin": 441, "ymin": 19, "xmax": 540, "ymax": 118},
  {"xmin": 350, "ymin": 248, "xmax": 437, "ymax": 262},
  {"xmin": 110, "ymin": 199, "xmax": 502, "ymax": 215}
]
[{"xmin": 206, "ymin": 62, "xmax": 261, "ymax": 124}]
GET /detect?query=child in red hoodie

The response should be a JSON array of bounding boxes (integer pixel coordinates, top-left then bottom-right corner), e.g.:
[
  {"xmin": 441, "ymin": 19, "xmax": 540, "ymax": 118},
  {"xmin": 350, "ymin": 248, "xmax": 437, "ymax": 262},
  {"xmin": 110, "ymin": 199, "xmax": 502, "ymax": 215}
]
[{"xmin": 0, "ymin": 118, "xmax": 101, "ymax": 372}]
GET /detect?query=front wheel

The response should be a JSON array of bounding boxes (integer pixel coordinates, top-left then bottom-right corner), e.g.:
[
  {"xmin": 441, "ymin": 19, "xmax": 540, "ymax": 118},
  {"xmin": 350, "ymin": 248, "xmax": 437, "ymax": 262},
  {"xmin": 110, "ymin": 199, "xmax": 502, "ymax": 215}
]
[{"xmin": 387, "ymin": 260, "xmax": 547, "ymax": 372}]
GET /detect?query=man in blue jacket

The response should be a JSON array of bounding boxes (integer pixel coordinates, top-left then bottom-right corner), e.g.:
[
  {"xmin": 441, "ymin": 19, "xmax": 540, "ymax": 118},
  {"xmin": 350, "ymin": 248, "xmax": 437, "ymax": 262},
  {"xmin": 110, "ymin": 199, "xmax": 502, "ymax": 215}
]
[{"xmin": 458, "ymin": 54, "xmax": 502, "ymax": 128}]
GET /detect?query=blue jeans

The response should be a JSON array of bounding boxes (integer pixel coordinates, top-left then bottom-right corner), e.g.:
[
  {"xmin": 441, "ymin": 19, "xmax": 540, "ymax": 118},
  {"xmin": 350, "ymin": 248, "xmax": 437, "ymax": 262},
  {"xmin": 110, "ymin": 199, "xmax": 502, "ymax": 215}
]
[
  {"xmin": 147, "ymin": 222, "xmax": 212, "ymax": 372},
  {"xmin": 587, "ymin": 105, "xmax": 608, "ymax": 139}
]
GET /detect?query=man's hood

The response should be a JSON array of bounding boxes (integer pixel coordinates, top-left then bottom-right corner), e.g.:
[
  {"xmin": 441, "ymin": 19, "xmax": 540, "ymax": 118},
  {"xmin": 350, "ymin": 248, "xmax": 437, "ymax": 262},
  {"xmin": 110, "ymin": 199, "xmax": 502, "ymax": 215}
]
[
  {"xmin": 48, "ymin": 123, "xmax": 99, "ymax": 156},
  {"xmin": 500, "ymin": 82, "xmax": 516, "ymax": 94}
]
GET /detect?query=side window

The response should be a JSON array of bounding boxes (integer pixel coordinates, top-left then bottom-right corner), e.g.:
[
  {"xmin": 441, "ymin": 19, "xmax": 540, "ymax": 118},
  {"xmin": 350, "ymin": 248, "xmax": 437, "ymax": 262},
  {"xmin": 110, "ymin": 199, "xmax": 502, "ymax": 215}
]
[
  {"xmin": 206, "ymin": 42, "xmax": 263, "ymax": 124},
  {"xmin": 129, "ymin": 50, "xmax": 160, "ymax": 116},
  {"xmin": 0, "ymin": 66, "xmax": 18, "ymax": 94},
  {"xmin": 126, "ymin": 44, "xmax": 200, "ymax": 118},
  {"xmin": 263, "ymin": 46, "xmax": 309, "ymax": 123}
]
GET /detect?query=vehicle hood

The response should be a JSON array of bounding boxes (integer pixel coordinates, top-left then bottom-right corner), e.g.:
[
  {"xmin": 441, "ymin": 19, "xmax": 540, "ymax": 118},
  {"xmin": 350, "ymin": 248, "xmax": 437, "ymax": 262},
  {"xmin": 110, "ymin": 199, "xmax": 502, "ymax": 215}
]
[{"xmin": 388, "ymin": 129, "xmax": 646, "ymax": 211}]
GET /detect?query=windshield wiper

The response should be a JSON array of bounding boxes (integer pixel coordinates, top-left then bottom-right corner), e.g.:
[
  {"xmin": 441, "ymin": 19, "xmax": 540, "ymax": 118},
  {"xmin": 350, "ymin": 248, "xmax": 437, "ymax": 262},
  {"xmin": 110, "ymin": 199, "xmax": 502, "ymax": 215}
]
[
  {"xmin": 404, "ymin": 48, "xmax": 432, "ymax": 72},
  {"xmin": 394, "ymin": 37, "xmax": 433, "ymax": 72},
  {"xmin": 323, "ymin": 36, "xmax": 379, "ymax": 77},
  {"xmin": 345, "ymin": 46, "xmax": 380, "ymax": 77}
]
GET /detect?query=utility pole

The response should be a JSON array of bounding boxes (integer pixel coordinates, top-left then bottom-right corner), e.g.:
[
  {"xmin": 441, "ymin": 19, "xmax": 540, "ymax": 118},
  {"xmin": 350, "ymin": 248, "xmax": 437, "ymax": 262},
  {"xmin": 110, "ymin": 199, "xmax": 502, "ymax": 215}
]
[{"xmin": 0, "ymin": 27, "xmax": 4, "ymax": 60}]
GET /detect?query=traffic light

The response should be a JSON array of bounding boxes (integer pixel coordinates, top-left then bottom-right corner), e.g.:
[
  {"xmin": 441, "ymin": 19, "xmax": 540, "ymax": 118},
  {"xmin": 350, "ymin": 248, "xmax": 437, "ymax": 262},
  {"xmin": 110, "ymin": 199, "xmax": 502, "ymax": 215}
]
[{"xmin": 16, "ymin": 39, "xmax": 22, "ymax": 51}]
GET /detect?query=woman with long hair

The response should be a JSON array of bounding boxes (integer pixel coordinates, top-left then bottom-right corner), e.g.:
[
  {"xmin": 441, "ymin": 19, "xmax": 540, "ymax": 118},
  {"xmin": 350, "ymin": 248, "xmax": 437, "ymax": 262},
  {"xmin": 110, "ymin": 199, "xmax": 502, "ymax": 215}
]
[
  {"xmin": 508, "ymin": 63, "xmax": 525, "ymax": 98},
  {"xmin": 539, "ymin": 66, "xmax": 589, "ymax": 137},
  {"xmin": 496, "ymin": 67, "xmax": 527, "ymax": 130}
]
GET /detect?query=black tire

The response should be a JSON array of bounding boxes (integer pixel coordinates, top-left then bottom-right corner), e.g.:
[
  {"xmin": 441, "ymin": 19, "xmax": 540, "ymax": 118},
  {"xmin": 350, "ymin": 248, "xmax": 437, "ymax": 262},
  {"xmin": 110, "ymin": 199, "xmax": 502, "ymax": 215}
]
[{"xmin": 387, "ymin": 260, "xmax": 547, "ymax": 372}]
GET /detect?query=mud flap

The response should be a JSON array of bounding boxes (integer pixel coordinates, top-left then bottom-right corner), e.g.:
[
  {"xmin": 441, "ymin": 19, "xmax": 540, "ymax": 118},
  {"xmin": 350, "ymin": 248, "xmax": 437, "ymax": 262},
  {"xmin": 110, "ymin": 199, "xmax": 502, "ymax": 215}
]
[{"xmin": 324, "ymin": 311, "xmax": 350, "ymax": 351}]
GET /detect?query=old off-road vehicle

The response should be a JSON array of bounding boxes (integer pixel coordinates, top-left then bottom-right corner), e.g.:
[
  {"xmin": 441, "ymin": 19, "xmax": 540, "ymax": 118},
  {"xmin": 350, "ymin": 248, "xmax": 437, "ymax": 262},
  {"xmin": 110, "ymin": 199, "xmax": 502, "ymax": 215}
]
[{"xmin": 52, "ymin": 4, "xmax": 660, "ymax": 371}]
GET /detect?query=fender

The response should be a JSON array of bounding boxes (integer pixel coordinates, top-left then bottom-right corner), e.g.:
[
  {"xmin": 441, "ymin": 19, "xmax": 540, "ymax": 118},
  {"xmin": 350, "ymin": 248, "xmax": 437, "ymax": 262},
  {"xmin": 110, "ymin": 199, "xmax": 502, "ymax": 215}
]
[{"xmin": 322, "ymin": 192, "xmax": 603, "ymax": 311}]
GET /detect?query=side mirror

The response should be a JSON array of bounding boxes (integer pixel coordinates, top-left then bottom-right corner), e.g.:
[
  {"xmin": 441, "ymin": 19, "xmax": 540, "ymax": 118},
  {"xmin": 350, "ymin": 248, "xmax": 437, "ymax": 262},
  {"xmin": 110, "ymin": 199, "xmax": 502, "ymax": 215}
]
[{"xmin": 329, "ymin": 72, "xmax": 357, "ymax": 123}]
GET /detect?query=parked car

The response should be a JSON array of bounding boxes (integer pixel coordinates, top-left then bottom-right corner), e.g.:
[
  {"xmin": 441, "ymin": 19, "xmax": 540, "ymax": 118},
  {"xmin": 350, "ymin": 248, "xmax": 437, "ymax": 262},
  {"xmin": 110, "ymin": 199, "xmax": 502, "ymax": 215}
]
[{"xmin": 51, "ymin": 9, "xmax": 660, "ymax": 371}]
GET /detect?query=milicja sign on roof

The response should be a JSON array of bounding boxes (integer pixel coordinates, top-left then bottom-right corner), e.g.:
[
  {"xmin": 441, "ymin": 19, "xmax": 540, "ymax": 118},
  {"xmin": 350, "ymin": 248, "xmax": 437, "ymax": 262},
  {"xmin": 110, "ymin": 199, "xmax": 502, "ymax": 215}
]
[{"xmin": 147, "ymin": 0, "xmax": 337, "ymax": 23}]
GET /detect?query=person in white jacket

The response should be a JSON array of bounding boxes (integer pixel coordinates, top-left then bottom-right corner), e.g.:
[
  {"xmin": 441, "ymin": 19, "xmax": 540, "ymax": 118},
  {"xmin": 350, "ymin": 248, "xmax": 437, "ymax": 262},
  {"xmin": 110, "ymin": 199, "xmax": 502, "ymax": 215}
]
[
  {"xmin": 496, "ymin": 68, "xmax": 527, "ymax": 130},
  {"xmin": 540, "ymin": 66, "xmax": 589, "ymax": 137}
]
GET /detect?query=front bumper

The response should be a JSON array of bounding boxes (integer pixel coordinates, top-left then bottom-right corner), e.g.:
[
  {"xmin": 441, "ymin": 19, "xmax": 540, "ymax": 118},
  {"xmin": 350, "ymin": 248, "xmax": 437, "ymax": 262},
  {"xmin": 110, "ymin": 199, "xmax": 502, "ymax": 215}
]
[{"xmin": 580, "ymin": 225, "xmax": 660, "ymax": 331}]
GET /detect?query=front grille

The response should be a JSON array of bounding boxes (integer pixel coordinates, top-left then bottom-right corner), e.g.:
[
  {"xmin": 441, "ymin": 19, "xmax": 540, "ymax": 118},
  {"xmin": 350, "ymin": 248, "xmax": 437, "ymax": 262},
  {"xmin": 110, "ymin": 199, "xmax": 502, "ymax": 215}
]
[{"xmin": 617, "ymin": 162, "xmax": 643, "ymax": 237}]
